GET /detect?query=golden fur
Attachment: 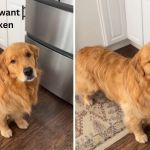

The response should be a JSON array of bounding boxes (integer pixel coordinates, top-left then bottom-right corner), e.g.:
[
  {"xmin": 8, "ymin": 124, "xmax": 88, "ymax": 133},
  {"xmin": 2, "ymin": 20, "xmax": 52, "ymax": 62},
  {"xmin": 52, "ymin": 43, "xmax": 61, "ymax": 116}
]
[
  {"xmin": 0, "ymin": 42, "xmax": 41, "ymax": 138},
  {"xmin": 76, "ymin": 44, "xmax": 150, "ymax": 143}
]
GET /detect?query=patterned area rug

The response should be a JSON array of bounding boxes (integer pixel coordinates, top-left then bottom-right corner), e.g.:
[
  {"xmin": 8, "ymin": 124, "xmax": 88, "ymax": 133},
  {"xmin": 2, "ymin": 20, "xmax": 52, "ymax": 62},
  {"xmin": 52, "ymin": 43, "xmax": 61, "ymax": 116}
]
[{"xmin": 75, "ymin": 92, "xmax": 128, "ymax": 150}]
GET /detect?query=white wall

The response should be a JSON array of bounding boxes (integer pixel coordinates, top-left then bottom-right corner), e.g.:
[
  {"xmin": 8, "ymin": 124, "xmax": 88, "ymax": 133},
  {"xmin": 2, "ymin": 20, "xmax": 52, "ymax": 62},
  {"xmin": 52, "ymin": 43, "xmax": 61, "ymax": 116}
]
[
  {"xmin": 75, "ymin": 0, "xmax": 103, "ymax": 51},
  {"xmin": 0, "ymin": 1, "xmax": 7, "ymax": 48}
]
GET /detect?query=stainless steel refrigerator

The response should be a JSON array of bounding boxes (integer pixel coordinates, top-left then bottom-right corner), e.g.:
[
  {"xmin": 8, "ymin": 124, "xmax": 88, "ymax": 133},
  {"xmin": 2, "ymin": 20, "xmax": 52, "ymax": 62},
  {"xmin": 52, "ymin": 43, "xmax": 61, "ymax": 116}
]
[{"xmin": 25, "ymin": 0, "xmax": 73, "ymax": 104}]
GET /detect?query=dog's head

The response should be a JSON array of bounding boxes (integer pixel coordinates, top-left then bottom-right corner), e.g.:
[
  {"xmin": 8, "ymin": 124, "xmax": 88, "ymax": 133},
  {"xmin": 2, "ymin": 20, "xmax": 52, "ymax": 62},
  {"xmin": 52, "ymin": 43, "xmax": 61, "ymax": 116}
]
[
  {"xmin": 2, "ymin": 42, "xmax": 39, "ymax": 82},
  {"xmin": 132, "ymin": 43, "xmax": 150, "ymax": 79}
]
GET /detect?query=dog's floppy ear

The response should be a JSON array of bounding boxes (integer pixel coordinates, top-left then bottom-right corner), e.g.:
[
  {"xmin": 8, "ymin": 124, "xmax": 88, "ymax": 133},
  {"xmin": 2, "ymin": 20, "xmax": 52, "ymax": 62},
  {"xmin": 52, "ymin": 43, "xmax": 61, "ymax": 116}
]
[
  {"xmin": 132, "ymin": 51, "xmax": 145, "ymax": 76},
  {"xmin": 27, "ymin": 43, "xmax": 39, "ymax": 66},
  {"xmin": 0, "ymin": 51, "xmax": 9, "ymax": 75}
]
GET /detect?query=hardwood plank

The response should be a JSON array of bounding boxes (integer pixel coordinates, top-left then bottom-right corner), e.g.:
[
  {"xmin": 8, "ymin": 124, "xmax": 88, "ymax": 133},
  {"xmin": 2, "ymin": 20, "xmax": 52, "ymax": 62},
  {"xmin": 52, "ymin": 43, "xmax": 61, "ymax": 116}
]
[
  {"xmin": 106, "ymin": 127, "xmax": 150, "ymax": 150},
  {"xmin": 116, "ymin": 44, "xmax": 138, "ymax": 58}
]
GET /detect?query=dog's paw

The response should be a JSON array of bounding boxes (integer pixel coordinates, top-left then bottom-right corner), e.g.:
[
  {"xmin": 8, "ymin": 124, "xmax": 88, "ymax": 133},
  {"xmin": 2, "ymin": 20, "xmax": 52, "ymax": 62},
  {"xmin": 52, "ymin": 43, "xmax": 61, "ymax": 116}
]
[
  {"xmin": 1, "ymin": 129, "xmax": 12, "ymax": 138},
  {"xmin": 84, "ymin": 99, "xmax": 93, "ymax": 106},
  {"xmin": 135, "ymin": 134, "xmax": 148, "ymax": 143},
  {"xmin": 16, "ymin": 119, "xmax": 29, "ymax": 129}
]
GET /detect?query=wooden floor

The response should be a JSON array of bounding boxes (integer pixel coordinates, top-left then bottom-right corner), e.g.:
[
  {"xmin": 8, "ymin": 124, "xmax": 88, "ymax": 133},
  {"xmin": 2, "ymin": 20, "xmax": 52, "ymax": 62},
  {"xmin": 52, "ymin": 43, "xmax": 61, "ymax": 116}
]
[
  {"xmin": 107, "ymin": 126, "xmax": 150, "ymax": 150},
  {"xmin": 107, "ymin": 45, "xmax": 150, "ymax": 150},
  {"xmin": 116, "ymin": 44, "xmax": 138, "ymax": 58},
  {"xmin": 0, "ymin": 87, "xmax": 73, "ymax": 150}
]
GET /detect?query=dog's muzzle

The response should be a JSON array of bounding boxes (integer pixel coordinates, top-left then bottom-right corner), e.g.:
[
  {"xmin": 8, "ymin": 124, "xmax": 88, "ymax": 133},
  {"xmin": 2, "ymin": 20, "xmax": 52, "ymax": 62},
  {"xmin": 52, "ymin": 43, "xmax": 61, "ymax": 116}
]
[{"xmin": 23, "ymin": 67, "xmax": 35, "ymax": 81}]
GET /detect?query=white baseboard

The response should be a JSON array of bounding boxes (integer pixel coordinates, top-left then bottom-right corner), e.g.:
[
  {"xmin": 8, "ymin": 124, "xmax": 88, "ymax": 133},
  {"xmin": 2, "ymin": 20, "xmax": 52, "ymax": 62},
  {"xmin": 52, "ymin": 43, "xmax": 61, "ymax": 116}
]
[
  {"xmin": 107, "ymin": 39, "xmax": 141, "ymax": 51},
  {"xmin": 129, "ymin": 40, "xmax": 141, "ymax": 49},
  {"xmin": 107, "ymin": 39, "xmax": 130, "ymax": 51}
]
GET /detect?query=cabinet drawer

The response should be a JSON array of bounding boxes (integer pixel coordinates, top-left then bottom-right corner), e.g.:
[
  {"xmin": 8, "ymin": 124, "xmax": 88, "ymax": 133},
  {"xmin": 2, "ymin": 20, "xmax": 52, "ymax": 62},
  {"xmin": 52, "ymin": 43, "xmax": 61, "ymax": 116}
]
[
  {"xmin": 26, "ymin": 0, "xmax": 73, "ymax": 54},
  {"xmin": 26, "ymin": 36, "xmax": 73, "ymax": 104}
]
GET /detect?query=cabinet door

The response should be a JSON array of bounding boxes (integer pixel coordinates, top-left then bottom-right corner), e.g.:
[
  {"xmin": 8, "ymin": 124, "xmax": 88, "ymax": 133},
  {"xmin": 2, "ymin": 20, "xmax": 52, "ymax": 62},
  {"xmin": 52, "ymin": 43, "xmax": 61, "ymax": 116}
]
[
  {"xmin": 76, "ymin": 0, "xmax": 105, "ymax": 50},
  {"xmin": 98, "ymin": 0, "xmax": 127, "ymax": 46},
  {"xmin": 125, "ymin": 0, "xmax": 143, "ymax": 46},
  {"xmin": 7, "ymin": 0, "xmax": 25, "ymax": 45},
  {"xmin": 0, "ymin": 0, "xmax": 7, "ymax": 48},
  {"xmin": 143, "ymin": 0, "xmax": 150, "ymax": 44}
]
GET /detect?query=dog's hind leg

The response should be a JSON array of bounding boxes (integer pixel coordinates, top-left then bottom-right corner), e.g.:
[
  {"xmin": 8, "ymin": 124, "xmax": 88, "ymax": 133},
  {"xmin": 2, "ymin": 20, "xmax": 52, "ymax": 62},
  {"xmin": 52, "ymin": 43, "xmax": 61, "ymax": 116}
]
[
  {"xmin": 82, "ymin": 94, "xmax": 93, "ymax": 106},
  {"xmin": 13, "ymin": 114, "xmax": 29, "ymax": 129}
]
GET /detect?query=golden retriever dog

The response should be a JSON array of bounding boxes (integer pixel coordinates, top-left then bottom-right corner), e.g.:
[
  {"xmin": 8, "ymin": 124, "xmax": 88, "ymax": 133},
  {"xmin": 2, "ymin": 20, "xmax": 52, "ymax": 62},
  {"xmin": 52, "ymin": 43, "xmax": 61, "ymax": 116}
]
[
  {"xmin": 0, "ymin": 42, "xmax": 41, "ymax": 138},
  {"xmin": 76, "ymin": 43, "xmax": 150, "ymax": 143}
]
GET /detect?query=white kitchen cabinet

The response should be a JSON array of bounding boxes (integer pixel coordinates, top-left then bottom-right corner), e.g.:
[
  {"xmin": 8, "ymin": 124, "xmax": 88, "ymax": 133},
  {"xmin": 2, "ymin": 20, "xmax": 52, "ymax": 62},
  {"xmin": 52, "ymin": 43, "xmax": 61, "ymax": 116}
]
[
  {"xmin": 98, "ymin": 0, "xmax": 127, "ymax": 46},
  {"xmin": 0, "ymin": 0, "xmax": 7, "ymax": 48},
  {"xmin": 76, "ymin": 0, "xmax": 127, "ymax": 50},
  {"xmin": 75, "ymin": 0, "xmax": 104, "ymax": 50},
  {"xmin": 7, "ymin": 0, "xmax": 25, "ymax": 45},
  {"xmin": 142, "ymin": 0, "xmax": 150, "ymax": 44},
  {"xmin": 125, "ymin": 0, "xmax": 143, "ymax": 47}
]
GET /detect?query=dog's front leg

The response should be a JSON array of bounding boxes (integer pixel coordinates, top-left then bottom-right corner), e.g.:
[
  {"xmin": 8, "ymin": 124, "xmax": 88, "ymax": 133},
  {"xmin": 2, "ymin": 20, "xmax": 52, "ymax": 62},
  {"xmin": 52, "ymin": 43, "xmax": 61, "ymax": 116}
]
[
  {"xmin": 0, "ymin": 114, "xmax": 12, "ymax": 138},
  {"xmin": 125, "ymin": 115, "xmax": 148, "ymax": 143}
]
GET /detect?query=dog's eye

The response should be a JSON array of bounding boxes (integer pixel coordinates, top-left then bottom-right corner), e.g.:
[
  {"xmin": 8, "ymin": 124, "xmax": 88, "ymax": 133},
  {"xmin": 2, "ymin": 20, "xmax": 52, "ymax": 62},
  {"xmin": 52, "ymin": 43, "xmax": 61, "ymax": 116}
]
[
  {"xmin": 10, "ymin": 59, "xmax": 16, "ymax": 64},
  {"xmin": 25, "ymin": 52, "xmax": 31, "ymax": 58}
]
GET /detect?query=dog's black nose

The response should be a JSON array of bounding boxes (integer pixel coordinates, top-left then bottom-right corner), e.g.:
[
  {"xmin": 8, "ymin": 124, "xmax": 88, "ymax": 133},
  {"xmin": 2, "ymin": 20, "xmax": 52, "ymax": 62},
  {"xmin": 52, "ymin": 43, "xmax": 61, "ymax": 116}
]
[{"xmin": 24, "ymin": 67, "xmax": 33, "ymax": 76}]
